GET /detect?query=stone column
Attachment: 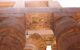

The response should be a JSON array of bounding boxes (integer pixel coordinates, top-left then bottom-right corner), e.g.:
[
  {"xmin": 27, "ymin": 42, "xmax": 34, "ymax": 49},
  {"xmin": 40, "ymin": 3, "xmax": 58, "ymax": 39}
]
[{"xmin": 0, "ymin": 13, "xmax": 26, "ymax": 50}]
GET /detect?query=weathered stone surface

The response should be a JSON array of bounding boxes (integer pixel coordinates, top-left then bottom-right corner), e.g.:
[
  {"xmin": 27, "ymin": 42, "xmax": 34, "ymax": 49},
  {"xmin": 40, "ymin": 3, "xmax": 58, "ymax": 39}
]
[
  {"xmin": 54, "ymin": 16, "xmax": 76, "ymax": 37},
  {"xmin": 25, "ymin": 33, "xmax": 46, "ymax": 50},
  {"xmin": 0, "ymin": 8, "xmax": 80, "ymax": 50},
  {"xmin": 26, "ymin": 13, "xmax": 53, "ymax": 30},
  {"xmin": 0, "ymin": 14, "xmax": 26, "ymax": 50},
  {"xmin": 0, "ymin": 27, "xmax": 26, "ymax": 50},
  {"xmin": 0, "ymin": 14, "xmax": 26, "ymax": 33},
  {"xmin": 0, "ymin": 2, "xmax": 15, "ymax": 7},
  {"xmin": 54, "ymin": 12, "xmax": 80, "ymax": 50},
  {"xmin": 25, "ymin": 1, "xmax": 48, "ymax": 7}
]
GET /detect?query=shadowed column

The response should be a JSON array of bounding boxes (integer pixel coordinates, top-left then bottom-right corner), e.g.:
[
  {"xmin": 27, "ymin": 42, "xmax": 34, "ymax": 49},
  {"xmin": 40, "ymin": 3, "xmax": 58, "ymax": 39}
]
[
  {"xmin": 0, "ymin": 14, "xmax": 26, "ymax": 50},
  {"xmin": 53, "ymin": 11, "xmax": 80, "ymax": 50}
]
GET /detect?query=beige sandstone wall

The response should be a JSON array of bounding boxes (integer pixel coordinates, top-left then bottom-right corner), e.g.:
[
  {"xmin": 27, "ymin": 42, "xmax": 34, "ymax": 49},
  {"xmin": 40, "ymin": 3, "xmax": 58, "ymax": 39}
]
[{"xmin": 25, "ymin": 0, "xmax": 48, "ymax": 7}]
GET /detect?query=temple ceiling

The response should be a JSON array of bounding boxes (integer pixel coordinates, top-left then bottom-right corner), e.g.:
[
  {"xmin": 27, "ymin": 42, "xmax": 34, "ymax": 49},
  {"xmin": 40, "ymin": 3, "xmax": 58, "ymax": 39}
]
[
  {"xmin": 0, "ymin": 4, "xmax": 80, "ymax": 50},
  {"xmin": 25, "ymin": 13, "xmax": 53, "ymax": 30}
]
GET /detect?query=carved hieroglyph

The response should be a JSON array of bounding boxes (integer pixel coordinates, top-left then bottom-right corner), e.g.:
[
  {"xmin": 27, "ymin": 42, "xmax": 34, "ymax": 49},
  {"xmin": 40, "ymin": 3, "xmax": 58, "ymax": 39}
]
[{"xmin": 25, "ymin": 13, "xmax": 53, "ymax": 30}]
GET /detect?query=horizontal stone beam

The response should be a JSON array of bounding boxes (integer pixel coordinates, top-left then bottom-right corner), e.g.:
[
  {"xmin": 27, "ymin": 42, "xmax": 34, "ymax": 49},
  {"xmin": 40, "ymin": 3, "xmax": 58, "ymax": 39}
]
[{"xmin": 0, "ymin": 8, "xmax": 80, "ymax": 13}]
